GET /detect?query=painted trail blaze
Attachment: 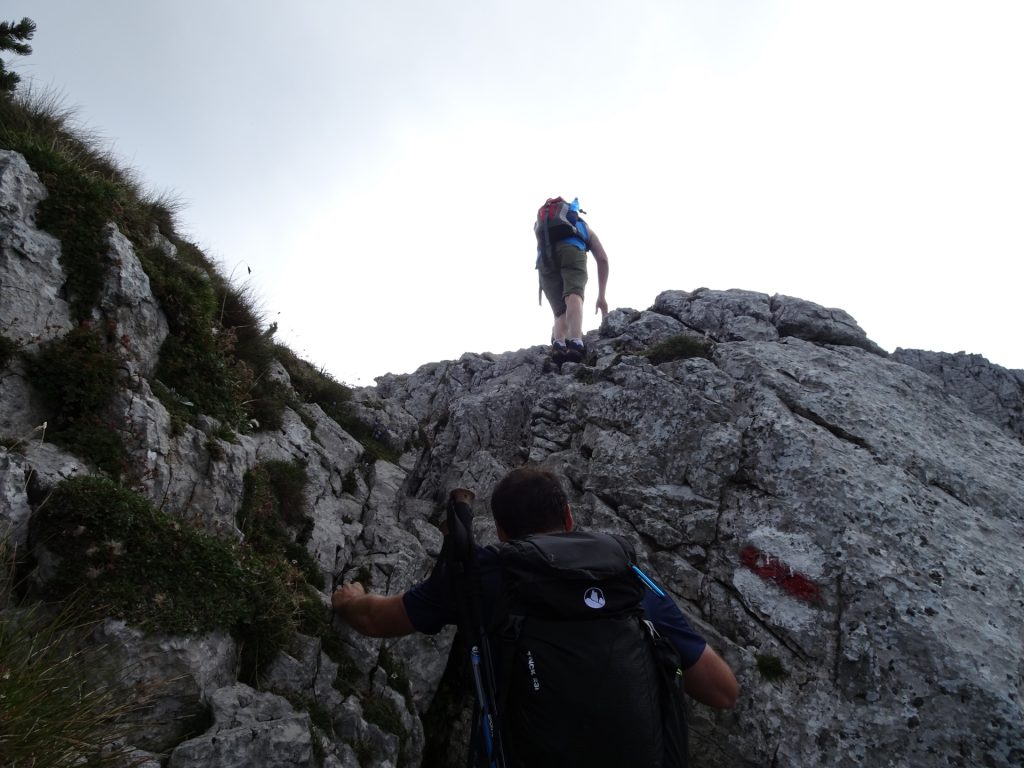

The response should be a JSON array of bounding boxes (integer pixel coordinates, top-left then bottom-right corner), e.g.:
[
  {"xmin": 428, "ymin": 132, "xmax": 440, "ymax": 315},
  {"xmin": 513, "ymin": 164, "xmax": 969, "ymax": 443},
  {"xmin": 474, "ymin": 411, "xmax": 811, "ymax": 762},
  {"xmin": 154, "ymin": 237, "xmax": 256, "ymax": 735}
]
[{"xmin": 740, "ymin": 546, "xmax": 823, "ymax": 605}]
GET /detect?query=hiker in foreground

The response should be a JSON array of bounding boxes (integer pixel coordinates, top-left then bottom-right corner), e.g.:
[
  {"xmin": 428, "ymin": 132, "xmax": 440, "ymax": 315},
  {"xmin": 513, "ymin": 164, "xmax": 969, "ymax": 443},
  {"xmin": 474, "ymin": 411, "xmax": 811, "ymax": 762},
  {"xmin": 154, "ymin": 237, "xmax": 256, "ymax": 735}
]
[
  {"xmin": 332, "ymin": 466, "xmax": 739, "ymax": 767},
  {"xmin": 534, "ymin": 197, "xmax": 610, "ymax": 363}
]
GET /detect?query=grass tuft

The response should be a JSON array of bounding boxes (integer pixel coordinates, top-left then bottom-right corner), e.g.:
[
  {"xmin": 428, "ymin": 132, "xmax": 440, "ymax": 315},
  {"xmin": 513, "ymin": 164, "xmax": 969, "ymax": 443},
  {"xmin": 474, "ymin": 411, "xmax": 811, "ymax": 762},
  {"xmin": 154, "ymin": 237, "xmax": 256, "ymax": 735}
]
[
  {"xmin": 644, "ymin": 334, "xmax": 713, "ymax": 364},
  {"xmin": 0, "ymin": 540, "xmax": 146, "ymax": 767},
  {"xmin": 755, "ymin": 653, "xmax": 789, "ymax": 681}
]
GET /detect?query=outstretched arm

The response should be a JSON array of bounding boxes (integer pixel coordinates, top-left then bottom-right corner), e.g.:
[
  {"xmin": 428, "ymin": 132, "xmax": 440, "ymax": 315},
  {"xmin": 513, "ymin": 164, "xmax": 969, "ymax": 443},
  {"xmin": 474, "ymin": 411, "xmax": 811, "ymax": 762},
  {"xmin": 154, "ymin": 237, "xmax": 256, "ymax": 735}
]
[
  {"xmin": 684, "ymin": 644, "xmax": 739, "ymax": 709},
  {"xmin": 332, "ymin": 582, "xmax": 416, "ymax": 638},
  {"xmin": 588, "ymin": 230, "xmax": 609, "ymax": 317}
]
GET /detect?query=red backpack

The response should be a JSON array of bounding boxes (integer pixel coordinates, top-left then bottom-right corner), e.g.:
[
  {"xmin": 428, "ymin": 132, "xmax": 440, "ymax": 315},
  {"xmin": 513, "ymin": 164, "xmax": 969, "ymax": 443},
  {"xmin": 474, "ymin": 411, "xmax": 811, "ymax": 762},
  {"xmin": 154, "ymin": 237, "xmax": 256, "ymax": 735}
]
[
  {"xmin": 534, "ymin": 197, "xmax": 580, "ymax": 243},
  {"xmin": 534, "ymin": 197, "xmax": 582, "ymax": 272}
]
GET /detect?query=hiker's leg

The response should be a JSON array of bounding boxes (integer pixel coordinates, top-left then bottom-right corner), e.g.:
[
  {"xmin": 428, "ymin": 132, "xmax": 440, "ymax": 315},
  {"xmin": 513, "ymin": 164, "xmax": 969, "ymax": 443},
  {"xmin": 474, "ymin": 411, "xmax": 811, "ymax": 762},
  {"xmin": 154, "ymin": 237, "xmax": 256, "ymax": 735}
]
[
  {"xmin": 552, "ymin": 312, "xmax": 569, "ymax": 342},
  {"xmin": 564, "ymin": 293, "xmax": 584, "ymax": 339},
  {"xmin": 540, "ymin": 265, "xmax": 568, "ymax": 342},
  {"xmin": 557, "ymin": 243, "xmax": 589, "ymax": 341}
]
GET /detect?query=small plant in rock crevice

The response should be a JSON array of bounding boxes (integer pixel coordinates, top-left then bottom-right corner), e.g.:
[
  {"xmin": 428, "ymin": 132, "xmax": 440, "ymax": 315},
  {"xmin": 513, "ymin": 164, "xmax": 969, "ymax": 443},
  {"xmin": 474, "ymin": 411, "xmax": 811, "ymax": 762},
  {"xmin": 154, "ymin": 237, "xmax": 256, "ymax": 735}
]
[
  {"xmin": 363, "ymin": 694, "xmax": 409, "ymax": 744},
  {"xmin": 644, "ymin": 334, "xmax": 713, "ymax": 365},
  {"xmin": 379, "ymin": 645, "xmax": 413, "ymax": 703},
  {"xmin": 756, "ymin": 653, "xmax": 789, "ymax": 681},
  {"xmin": 342, "ymin": 469, "xmax": 359, "ymax": 495},
  {"xmin": 0, "ymin": 334, "xmax": 18, "ymax": 369},
  {"xmin": 238, "ymin": 459, "xmax": 323, "ymax": 590},
  {"xmin": 22, "ymin": 325, "xmax": 129, "ymax": 478}
]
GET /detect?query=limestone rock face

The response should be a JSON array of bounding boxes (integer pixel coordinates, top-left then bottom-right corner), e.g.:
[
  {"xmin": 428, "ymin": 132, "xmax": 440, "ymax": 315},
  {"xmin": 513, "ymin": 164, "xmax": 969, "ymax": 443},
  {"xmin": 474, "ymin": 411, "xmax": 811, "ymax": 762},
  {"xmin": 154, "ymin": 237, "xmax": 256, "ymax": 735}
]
[
  {"xmin": 0, "ymin": 449, "xmax": 33, "ymax": 547},
  {"xmin": 167, "ymin": 685, "xmax": 314, "ymax": 768},
  {"xmin": 0, "ymin": 150, "xmax": 73, "ymax": 439},
  {"xmin": 0, "ymin": 150, "xmax": 73, "ymax": 349},
  {"xmin": 93, "ymin": 621, "xmax": 238, "ymax": 753},
  {"xmin": 97, "ymin": 222, "xmax": 169, "ymax": 377},
  {"xmin": 2, "ymin": 149, "xmax": 1023, "ymax": 767},
  {"xmin": 893, "ymin": 347, "xmax": 1024, "ymax": 441},
  {"xmin": 365, "ymin": 289, "xmax": 1024, "ymax": 768}
]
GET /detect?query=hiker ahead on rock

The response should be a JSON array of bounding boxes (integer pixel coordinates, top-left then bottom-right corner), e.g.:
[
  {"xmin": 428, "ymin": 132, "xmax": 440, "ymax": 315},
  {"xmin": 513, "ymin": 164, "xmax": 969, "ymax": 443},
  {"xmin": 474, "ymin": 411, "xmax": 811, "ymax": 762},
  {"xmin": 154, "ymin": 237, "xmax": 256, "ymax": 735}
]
[
  {"xmin": 534, "ymin": 197, "xmax": 609, "ymax": 363},
  {"xmin": 333, "ymin": 466, "xmax": 738, "ymax": 767}
]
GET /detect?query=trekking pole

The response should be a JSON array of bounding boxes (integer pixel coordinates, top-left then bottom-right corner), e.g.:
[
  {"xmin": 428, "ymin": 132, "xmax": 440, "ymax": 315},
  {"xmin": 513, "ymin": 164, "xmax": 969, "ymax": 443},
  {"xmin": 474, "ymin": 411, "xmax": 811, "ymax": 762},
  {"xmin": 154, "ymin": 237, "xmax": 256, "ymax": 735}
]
[
  {"xmin": 446, "ymin": 488, "xmax": 508, "ymax": 768},
  {"xmin": 449, "ymin": 487, "xmax": 475, "ymax": 508},
  {"xmin": 470, "ymin": 644, "xmax": 500, "ymax": 767}
]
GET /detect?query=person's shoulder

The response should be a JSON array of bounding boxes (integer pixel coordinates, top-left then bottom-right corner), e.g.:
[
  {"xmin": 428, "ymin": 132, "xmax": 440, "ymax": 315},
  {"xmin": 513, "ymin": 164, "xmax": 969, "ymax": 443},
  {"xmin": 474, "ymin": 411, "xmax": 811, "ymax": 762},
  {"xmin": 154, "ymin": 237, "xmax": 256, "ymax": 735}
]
[{"xmin": 470, "ymin": 544, "xmax": 500, "ymax": 574}]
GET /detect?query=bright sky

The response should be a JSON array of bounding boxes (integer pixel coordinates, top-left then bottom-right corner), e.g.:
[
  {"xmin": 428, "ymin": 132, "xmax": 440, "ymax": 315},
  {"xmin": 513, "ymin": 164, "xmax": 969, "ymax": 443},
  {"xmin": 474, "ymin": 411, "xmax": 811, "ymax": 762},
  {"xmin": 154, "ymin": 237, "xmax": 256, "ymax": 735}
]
[{"xmin": 12, "ymin": 1, "xmax": 1024, "ymax": 384}]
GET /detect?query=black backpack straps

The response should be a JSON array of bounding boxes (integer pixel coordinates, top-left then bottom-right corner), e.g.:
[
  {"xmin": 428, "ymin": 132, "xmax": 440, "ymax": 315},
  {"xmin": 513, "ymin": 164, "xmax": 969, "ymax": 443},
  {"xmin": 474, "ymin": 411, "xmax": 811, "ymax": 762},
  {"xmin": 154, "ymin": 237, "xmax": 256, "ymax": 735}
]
[
  {"xmin": 444, "ymin": 489, "xmax": 508, "ymax": 768},
  {"xmin": 642, "ymin": 620, "xmax": 690, "ymax": 767},
  {"xmin": 536, "ymin": 210, "xmax": 555, "ymax": 306},
  {"xmin": 542, "ymin": 223, "xmax": 552, "ymax": 306},
  {"xmin": 492, "ymin": 613, "xmax": 522, "ymax": 757}
]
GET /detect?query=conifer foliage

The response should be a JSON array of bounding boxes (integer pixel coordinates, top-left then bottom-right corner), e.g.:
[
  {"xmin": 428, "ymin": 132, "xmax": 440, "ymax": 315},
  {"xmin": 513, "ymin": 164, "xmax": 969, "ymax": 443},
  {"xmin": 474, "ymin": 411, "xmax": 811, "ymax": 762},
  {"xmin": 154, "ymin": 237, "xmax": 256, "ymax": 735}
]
[{"xmin": 0, "ymin": 17, "xmax": 36, "ymax": 94}]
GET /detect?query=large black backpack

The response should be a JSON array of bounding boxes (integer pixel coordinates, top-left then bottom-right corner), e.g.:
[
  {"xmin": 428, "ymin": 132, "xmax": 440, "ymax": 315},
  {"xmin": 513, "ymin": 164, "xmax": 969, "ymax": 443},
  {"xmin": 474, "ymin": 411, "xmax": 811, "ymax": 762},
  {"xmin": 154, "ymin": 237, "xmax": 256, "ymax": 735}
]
[{"xmin": 489, "ymin": 531, "xmax": 689, "ymax": 768}]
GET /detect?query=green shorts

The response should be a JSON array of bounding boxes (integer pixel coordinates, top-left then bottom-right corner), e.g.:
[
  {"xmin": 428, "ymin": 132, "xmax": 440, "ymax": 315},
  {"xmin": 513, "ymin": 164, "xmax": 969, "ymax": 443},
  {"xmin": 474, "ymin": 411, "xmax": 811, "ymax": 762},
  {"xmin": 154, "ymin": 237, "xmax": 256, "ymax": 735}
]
[{"xmin": 539, "ymin": 242, "xmax": 588, "ymax": 317}]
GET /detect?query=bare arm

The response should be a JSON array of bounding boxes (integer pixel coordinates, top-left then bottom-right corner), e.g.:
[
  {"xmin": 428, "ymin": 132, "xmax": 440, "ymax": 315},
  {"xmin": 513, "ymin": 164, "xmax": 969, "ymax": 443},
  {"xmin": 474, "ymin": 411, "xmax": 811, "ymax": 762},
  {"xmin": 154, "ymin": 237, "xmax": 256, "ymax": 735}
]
[
  {"xmin": 588, "ymin": 229, "xmax": 609, "ymax": 317},
  {"xmin": 684, "ymin": 644, "xmax": 740, "ymax": 709},
  {"xmin": 331, "ymin": 582, "xmax": 416, "ymax": 638}
]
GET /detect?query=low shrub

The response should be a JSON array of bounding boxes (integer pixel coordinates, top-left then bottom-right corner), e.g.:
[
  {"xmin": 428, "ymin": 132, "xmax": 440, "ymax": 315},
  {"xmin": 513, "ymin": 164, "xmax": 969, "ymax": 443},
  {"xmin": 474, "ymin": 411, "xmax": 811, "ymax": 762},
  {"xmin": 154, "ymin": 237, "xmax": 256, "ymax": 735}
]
[
  {"xmin": 24, "ymin": 326, "xmax": 119, "ymax": 421},
  {"xmin": 23, "ymin": 326, "xmax": 129, "ymax": 477},
  {"xmin": 140, "ymin": 242, "xmax": 289, "ymax": 433},
  {"xmin": 30, "ymin": 475, "xmax": 299, "ymax": 674},
  {"xmin": 140, "ymin": 242, "xmax": 252, "ymax": 428},
  {"xmin": 239, "ymin": 460, "xmax": 323, "ymax": 590},
  {"xmin": 644, "ymin": 334, "xmax": 713, "ymax": 364}
]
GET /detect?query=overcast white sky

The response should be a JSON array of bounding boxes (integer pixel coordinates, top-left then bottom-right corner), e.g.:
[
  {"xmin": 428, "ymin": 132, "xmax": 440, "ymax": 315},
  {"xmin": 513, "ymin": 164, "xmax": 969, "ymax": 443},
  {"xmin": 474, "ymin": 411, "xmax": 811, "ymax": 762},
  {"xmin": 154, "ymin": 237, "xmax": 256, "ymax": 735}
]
[{"xmin": 11, "ymin": 1, "xmax": 1024, "ymax": 384}]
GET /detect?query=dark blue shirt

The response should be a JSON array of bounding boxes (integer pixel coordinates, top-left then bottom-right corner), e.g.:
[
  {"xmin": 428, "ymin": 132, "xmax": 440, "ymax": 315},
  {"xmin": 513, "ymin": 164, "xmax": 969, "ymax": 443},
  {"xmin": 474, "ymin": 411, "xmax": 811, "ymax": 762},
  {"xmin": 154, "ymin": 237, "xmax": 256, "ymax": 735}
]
[{"xmin": 403, "ymin": 545, "xmax": 707, "ymax": 669}]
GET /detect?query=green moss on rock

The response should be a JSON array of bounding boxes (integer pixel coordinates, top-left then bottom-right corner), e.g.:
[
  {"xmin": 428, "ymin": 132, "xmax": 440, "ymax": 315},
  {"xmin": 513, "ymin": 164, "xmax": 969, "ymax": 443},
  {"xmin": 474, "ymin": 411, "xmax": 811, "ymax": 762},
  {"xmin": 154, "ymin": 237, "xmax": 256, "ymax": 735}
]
[
  {"xmin": 23, "ymin": 327, "xmax": 128, "ymax": 477},
  {"xmin": 31, "ymin": 475, "xmax": 298, "ymax": 672}
]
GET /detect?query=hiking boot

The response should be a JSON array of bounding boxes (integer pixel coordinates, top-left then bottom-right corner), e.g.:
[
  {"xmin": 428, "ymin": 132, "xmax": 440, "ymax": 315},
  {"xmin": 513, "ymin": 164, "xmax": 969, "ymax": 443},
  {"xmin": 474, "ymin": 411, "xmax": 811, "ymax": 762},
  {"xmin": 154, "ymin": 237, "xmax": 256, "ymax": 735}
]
[
  {"xmin": 550, "ymin": 341, "xmax": 568, "ymax": 364},
  {"xmin": 564, "ymin": 339, "xmax": 586, "ymax": 363}
]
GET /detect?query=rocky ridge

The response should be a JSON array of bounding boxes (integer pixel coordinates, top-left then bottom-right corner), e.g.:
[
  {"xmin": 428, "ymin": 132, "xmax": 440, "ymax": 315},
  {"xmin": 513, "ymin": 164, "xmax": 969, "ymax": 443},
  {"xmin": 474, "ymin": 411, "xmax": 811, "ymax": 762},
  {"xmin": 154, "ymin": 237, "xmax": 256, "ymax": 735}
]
[{"xmin": 2, "ymin": 148, "xmax": 1023, "ymax": 767}]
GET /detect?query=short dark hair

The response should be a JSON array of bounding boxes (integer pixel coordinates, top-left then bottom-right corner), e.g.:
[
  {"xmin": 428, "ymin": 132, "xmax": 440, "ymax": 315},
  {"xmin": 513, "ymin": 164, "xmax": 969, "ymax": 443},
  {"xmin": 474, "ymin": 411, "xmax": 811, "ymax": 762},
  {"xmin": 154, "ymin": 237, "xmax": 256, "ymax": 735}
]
[{"xmin": 490, "ymin": 466, "xmax": 568, "ymax": 539}]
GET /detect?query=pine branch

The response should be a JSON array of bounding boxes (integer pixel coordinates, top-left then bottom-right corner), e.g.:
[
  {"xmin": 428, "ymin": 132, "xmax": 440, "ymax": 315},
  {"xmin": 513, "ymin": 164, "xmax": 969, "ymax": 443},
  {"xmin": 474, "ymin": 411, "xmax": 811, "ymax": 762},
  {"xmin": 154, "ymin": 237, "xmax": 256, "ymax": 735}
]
[{"xmin": 0, "ymin": 17, "xmax": 36, "ymax": 56}]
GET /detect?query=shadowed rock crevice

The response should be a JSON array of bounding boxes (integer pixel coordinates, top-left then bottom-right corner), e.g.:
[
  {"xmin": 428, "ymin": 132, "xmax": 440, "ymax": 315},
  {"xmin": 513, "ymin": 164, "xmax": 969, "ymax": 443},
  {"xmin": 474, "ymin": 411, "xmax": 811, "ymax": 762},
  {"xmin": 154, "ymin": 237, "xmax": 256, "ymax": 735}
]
[{"xmin": 772, "ymin": 389, "xmax": 873, "ymax": 452}]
